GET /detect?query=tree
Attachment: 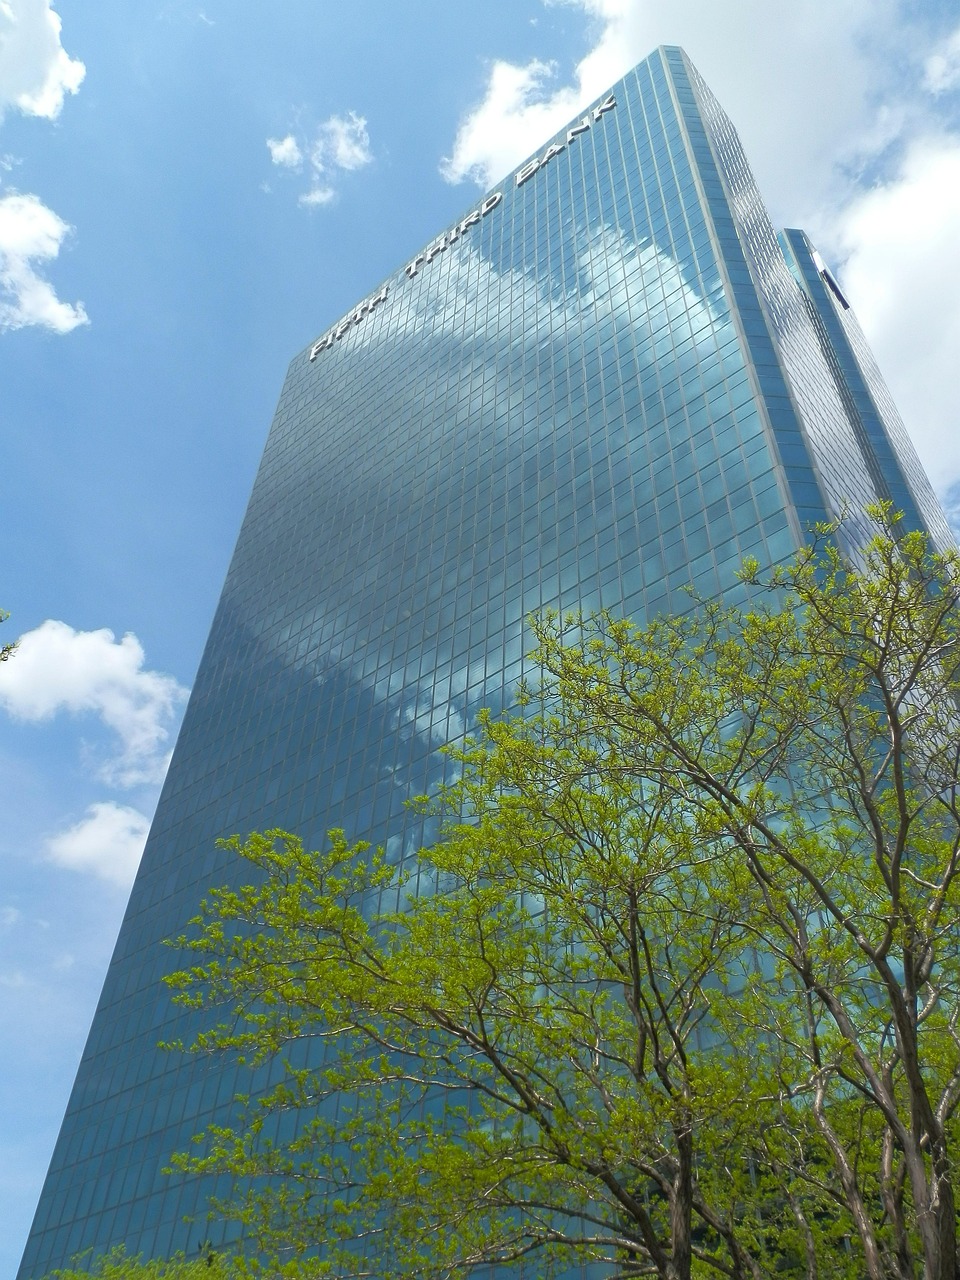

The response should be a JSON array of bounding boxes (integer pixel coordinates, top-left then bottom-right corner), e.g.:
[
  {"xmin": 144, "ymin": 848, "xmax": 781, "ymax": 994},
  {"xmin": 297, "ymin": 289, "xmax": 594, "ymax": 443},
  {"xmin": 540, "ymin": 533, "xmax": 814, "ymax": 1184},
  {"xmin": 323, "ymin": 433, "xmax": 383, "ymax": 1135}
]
[
  {"xmin": 167, "ymin": 508, "xmax": 960, "ymax": 1280},
  {"xmin": 48, "ymin": 1247, "xmax": 227, "ymax": 1279},
  {"xmin": 1, "ymin": 607, "xmax": 15, "ymax": 662}
]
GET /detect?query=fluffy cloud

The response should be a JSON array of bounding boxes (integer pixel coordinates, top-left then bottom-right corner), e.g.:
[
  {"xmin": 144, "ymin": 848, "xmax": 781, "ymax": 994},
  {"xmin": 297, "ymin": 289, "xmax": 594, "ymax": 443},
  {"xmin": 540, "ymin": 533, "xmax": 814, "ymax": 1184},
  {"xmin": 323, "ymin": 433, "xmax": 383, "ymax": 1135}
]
[
  {"xmin": 0, "ymin": 4, "xmax": 87, "ymax": 334},
  {"xmin": 267, "ymin": 110, "xmax": 372, "ymax": 208},
  {"xmin": 924, "ymin": 23, "xmax": 960, "ymax": 94},
  {"xmin": 440, "ymin": 0, "xmax": 892, "ymax": 215},
  {"xmin": 0, "ymin": 191, "xmax": 87, "ymax": 332},
  {"xmin": 313, "ymin": 111, "xmax": 372, "ymax": 172},
  {"xmin": 0, "ymin": 0, "xmax": 85, "ymax": 121},
  {"xmin": 46, "ymin": 802, "xmax": 149, "ymax": 886},
  {"xmin": 0, "ymin": 619, "xmax": 189, "ymax": 786},
  {"xmin": 266, "ymin": 134, "xmax": 302, "ymax": 168},
  {"xmin": 825, "ymin": 135, "xmax": 960, "ymax": 493},
  {"xmin": 299, "ymin": 185, "xmax": 335, "ymax": 208},
  {"xmin": 440, "ymin": 57, "xmax": 580, "ymax": 186}
]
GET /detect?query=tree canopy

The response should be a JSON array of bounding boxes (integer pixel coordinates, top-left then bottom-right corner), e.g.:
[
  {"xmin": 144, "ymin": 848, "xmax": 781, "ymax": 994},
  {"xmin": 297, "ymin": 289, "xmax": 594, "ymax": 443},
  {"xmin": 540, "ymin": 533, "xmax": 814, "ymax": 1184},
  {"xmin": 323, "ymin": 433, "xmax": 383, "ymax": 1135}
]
[
  {"xmin": 166, "ymin": 509, "xmax": 960, "ymax": 1280},
  {"xmin": 48, "ymin": 1247, "xmax": 224, "ymax": 1279},
  {"xmin": 1, "ymin": 607, "xmax": 15, "ymax": 662}
]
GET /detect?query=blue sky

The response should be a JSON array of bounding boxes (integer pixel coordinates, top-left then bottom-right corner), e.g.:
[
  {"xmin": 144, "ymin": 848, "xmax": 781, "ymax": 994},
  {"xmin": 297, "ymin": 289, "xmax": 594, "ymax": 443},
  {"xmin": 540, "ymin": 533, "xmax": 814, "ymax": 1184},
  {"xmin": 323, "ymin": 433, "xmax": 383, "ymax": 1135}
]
[{"xmin": 2, "ymin": 1, "xmax": 960, "ymax": 1273}]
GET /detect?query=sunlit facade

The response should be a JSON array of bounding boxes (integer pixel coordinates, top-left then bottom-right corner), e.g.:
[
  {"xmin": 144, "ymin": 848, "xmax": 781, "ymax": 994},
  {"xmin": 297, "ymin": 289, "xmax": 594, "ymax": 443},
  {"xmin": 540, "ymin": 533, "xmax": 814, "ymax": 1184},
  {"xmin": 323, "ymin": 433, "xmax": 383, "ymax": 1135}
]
[{"xmin": 18, "ymin": 45, "xmax": 952, "ymax": 1277}]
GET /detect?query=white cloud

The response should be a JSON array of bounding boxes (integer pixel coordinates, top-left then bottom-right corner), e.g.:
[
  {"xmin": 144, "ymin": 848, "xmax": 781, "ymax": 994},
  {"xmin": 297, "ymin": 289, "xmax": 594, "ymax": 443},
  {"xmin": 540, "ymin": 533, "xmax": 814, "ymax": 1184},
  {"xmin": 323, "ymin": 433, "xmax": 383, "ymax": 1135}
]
[
  {"xmin": 0, "ymin": 906, "xmax": 20, "ymax": 928},
  {"xmin": 46, "ymin": 802, "xmax": 149, "ymax": 886},
  {"xmin": 267, "ymin": 133, "xmax": 302, "ymax": 169},
  {"xmin": 0, "ymin": 619, "xmax": 189, "ymax": 786},
  {"xmin": 298, "ymin": 185, "xmax": 335, "ymax": 208},
  {"xmin": 923, "ymin": 24, "xmax": 960, "ymax": 95},
  {"xmin": 440, "ymin": 0, "xmax": 896, "ymax": 220},
  {"xmin": 0, "ymin": 0, "xmax": 85, "ymax": 121},
  {"xmin": 825, "ymin": 135, "xmax": 960, "ymax": 493},
  {"xmin": 0, "ymin": 6, "xmax": 87, "ymax": 336},
  {"xmin": 268, "ymin": 110, "xmax": 372, "ymax": 208},
  {"xmin": 440, "ymin": 58, "xmax": 578, "ymax": 186},
  {"xmin": 0, "ymin": 191, "xmax": 87, "ymax": 332},
  {"xmin": 314, "ymin": 110, "xmax": 372, "ymax": 172}
]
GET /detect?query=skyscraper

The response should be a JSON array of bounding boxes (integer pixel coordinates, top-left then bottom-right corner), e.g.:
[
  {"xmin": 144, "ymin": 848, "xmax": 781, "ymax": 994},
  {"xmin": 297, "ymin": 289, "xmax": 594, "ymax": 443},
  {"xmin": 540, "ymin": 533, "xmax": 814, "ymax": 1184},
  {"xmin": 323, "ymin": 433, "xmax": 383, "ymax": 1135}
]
[{"xmin": 18, "ymin": 45, "xmax": 953, "ymax": 1277}]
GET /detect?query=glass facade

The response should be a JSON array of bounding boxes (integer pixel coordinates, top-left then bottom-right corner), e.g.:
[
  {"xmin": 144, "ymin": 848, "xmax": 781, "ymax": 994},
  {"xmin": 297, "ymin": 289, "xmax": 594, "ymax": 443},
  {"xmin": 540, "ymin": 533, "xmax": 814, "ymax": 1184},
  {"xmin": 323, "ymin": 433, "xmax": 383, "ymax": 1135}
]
[{"xmin": 18, "ymin": 45, "xmax": 953, "ymax": 1277}]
